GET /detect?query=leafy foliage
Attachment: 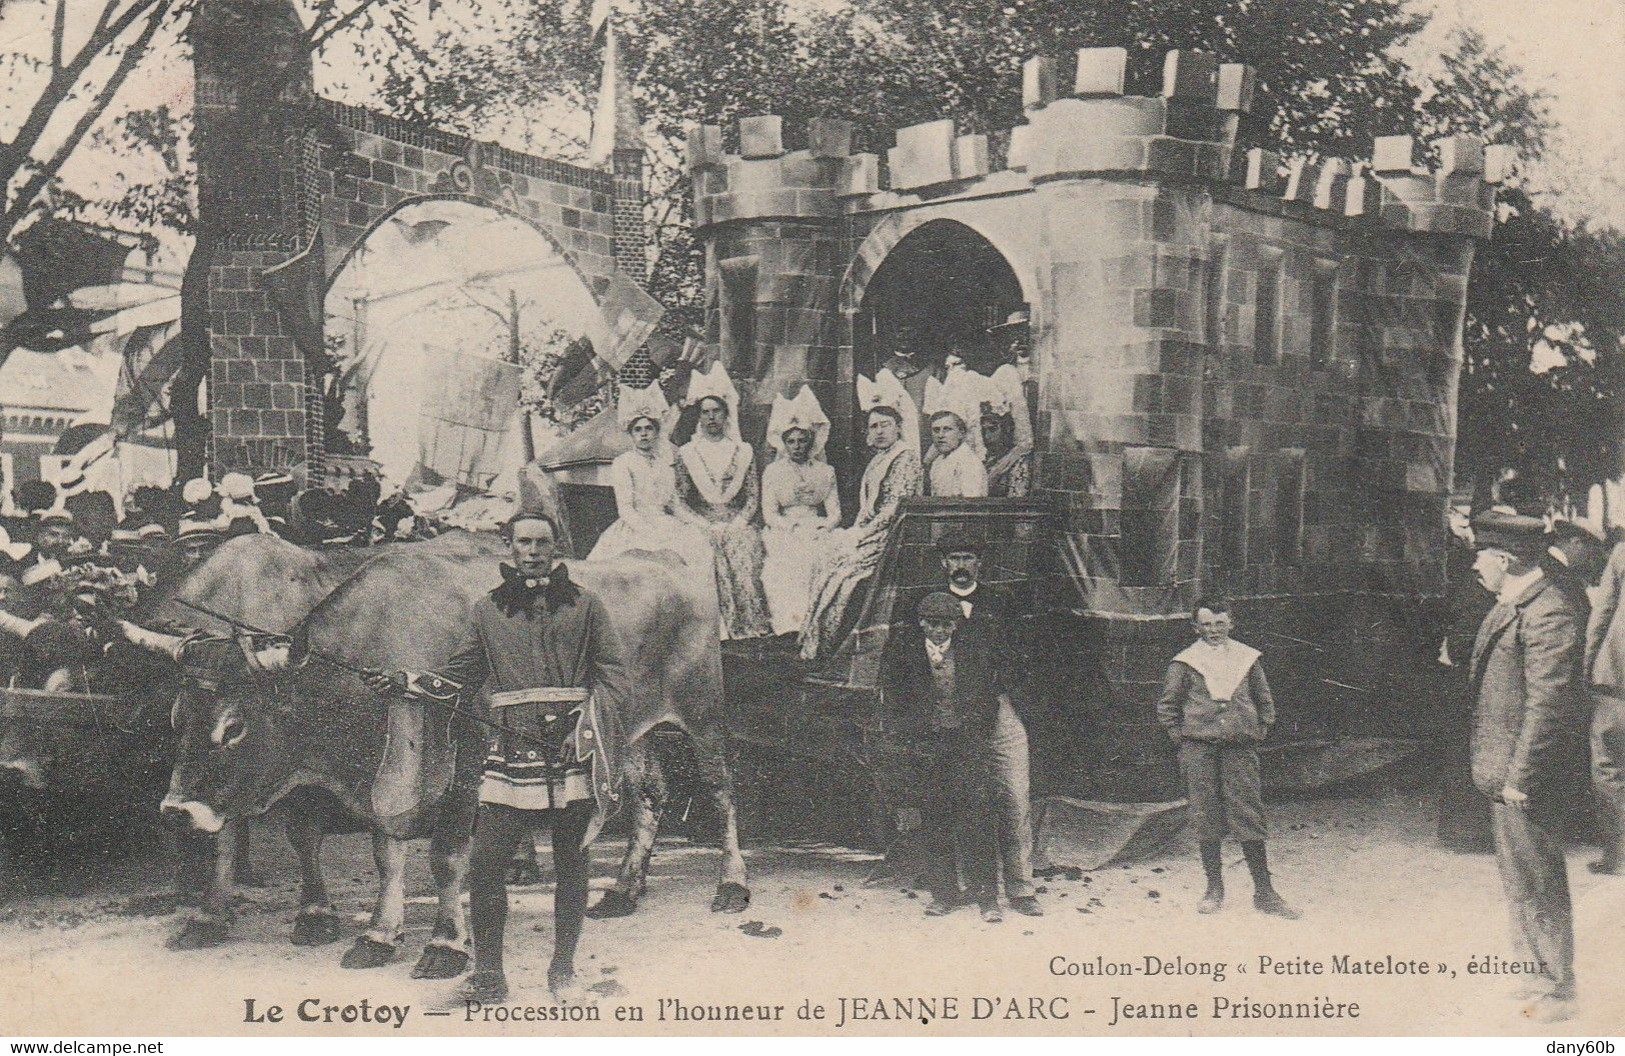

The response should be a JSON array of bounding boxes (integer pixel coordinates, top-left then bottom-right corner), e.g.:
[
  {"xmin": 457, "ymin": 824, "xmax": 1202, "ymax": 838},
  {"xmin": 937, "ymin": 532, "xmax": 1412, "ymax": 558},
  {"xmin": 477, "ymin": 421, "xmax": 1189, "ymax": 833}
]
[{"xmin": 9, "ymin": 0, "xmax": 1620, "ymax": 497}]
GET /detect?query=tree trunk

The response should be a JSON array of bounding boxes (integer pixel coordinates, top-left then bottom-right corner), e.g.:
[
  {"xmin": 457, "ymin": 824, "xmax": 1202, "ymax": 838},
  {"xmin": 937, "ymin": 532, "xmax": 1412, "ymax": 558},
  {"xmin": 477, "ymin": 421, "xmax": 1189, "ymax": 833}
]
[{"xmin": 173, "ymin": 239, "xmax": 213, "ymax": 481}]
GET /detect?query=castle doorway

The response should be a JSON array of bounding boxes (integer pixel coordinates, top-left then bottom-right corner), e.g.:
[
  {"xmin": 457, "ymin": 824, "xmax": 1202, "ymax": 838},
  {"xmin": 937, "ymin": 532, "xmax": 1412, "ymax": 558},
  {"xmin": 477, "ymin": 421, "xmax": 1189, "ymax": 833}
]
[{"xmin": 848, "ymin": 219, "xmax": 1024, "ymax": 493}]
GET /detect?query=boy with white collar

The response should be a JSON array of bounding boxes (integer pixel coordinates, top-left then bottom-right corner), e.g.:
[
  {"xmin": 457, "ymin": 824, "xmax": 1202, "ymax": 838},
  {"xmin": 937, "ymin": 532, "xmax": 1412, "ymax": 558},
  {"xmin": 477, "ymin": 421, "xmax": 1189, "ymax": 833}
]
[{"xmin": 1157, "ymin": 596, "xmax": 1299, "ymax": 918}]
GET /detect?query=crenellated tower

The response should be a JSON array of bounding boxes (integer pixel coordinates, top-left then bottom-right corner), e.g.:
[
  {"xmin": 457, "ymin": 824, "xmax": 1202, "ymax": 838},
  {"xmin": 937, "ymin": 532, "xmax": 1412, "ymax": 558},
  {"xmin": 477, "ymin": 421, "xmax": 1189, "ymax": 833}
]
[{"xmin": 687, "ymin": 48, "xmax": 1504, "ymax": 797}]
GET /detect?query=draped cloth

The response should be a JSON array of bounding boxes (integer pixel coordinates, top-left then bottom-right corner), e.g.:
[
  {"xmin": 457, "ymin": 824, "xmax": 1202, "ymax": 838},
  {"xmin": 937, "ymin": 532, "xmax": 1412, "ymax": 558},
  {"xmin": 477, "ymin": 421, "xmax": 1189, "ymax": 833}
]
[
  {"xmin": 588, "ymin": 448, "xmax": 715, "ymax": 583},
  {"xmin": 677, "ymin": 437, "xmax": 771, "ymax": 640},
  {"xmin": 799, "ymin": 444, "xmax": 923, "ymax": 660}
]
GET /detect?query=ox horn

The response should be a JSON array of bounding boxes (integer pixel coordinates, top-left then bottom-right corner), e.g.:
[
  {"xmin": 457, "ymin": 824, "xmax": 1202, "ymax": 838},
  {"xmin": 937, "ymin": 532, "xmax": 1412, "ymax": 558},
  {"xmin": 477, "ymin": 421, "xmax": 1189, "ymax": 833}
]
[
  {"xmin": 116, "ymin": 619, "xmax": 190, "ymax": 662},
  {"xmin": 0, "ymin": 608, "xmax": 46, "ymax": 640},
  {"xmin": 247, "ymin": 638, "xmax": 292, "ymax": 673}
]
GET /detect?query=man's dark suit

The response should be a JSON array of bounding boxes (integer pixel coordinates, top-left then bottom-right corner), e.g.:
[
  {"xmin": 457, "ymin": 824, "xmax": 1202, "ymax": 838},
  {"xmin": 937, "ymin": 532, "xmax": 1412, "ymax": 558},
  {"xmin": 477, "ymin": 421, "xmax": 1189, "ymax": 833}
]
[
  {"xmin": 885, "ymin": 620, "xmax": 1006, "ymax": 905},
  {"xmin": 946, "ymin": 581, "xmax": 1036, "ymax": 901},
  {"xmin": 1470, "ymin": 573, "xmax": 1588, "ymax": 1001}
]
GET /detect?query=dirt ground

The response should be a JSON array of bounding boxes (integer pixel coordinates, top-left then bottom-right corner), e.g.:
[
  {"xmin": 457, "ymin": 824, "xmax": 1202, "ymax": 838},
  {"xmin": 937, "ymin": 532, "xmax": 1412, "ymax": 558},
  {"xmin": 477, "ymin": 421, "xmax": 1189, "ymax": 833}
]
[{"xmin": 2, "ymin": 789, "xmax": 1623, "ymax": 1038}]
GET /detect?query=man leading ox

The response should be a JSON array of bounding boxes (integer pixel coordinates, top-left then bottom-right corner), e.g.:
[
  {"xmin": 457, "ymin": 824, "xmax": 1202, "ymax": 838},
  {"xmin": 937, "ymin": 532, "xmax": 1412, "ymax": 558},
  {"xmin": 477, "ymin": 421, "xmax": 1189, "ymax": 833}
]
[{"xmin": 367, "ymin": 509, "xmax": 629, "ymax": 1003}]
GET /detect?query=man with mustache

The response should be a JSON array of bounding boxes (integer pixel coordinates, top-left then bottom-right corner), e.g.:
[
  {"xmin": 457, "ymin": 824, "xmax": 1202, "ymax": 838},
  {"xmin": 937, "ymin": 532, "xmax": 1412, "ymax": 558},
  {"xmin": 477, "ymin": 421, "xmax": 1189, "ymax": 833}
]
[{"xmin": 935, "ymin": 527, "xmax": 1041, "ymax": 917}]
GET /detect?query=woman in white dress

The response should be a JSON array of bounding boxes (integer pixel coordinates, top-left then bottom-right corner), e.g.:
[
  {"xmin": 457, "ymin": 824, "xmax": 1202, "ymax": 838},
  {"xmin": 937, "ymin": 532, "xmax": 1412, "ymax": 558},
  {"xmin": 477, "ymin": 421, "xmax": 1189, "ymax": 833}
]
[
  {"xmin": 760, "ymin": 387, "xmax": 841, "ymax": 636},
  {"xmin": 587, "ymin": 381, "xmax": 714, "ymax": 581},
  {"xmin": 799, "ymin": 371, "xmax": 923, "ymax": 661},
  {"xmin": 676, "ymin": 364, "xmax": 771, "ymax": 640}
]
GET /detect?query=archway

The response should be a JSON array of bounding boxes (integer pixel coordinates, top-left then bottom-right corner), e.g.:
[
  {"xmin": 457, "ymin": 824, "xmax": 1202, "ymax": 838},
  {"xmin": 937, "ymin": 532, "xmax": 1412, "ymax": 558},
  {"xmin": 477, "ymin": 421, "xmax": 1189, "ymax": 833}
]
[
  {"xmin": 854, "ymin": 218, "xmax": 1025, "ymax": 381},
  {"xmin": 844, "ymin": 219, "xmax": 1025, "ymax": 495},
  {"xmin": 323, "ymin": 198, "xmax": 605, "ymax": 501}
]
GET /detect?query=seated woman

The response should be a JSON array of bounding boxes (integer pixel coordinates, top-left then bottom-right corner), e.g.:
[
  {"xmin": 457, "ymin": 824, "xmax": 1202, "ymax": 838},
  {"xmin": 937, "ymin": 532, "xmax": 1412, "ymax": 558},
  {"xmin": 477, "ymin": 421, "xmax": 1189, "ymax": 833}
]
[
  {"xmin": 676, "ymin": 364, "xmax": 771, "ymax": 641},
  {"xmin": 587, "ymin": 381, "xmax": 713, "ymax": 582},
  {"xmin": 923, "ymin": 374, "xmax": 986, "ymax": 499},
  {"xmin": 979, "ymin": 367, "xmax": 1033, "ymax": 498},
  {"xmin": 800, "ymin": 371, "xmax": 923, "ymax": 661},
  {"xmin": 760, "ymin": 387, "xmax": 841, "ymax": 636}
]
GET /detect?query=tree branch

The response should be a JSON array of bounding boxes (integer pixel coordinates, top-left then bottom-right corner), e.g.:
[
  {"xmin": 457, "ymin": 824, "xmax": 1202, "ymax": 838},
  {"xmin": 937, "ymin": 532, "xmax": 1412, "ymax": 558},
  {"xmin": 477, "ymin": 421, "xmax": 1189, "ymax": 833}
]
[
  {"xmin": 1, "ymin": 0, "xmax": 163, "ymax": 199},
  {"xmin": 2, "ymin": 0, "xmax": 170, "ymax": 238},
  {"xmin": 307, "ymin": 0, "xmax": 390, "ymax": 52},
  {"xmin": 51, "ymin": 0, "xmax": 67, "ymax": 71}
]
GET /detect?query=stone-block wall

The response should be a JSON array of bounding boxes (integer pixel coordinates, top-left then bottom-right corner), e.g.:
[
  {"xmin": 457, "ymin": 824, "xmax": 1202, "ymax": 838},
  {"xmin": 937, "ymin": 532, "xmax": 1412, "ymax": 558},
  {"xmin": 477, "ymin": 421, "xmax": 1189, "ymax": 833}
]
[
  {"xmin": 690, "ymin": 139, "xmax": 849, "ymax": 451},
  {"xmin": 193, "ymin": 0, "xmax": 320, "ymax": 475},
  {"xmin": 315, "ymin": 102, "xmax": 620, "ymax": 298},
  {"xmin": 204, "ymin": 251, "xmax": 311, "ymax": 472}
]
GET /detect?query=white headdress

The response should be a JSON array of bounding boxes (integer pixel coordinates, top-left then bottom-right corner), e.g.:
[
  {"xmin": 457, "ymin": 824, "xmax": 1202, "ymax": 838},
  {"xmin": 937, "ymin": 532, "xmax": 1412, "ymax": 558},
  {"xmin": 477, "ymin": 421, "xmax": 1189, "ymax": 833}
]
[
  {"xmin": 616, "ymin": 380, "xmax": 671, "ymax": 433},
  {"xmin": 977, "ymin": 363, "xmax": 1034, "ymax": 452},
  {"xmin": 684, "ymin": 362, "xmax": 741, "ymax": 439},
  {"xmin": 923, "ymin": 367, "xmax": 985, "ymax": 456},
  {"xmin": 857, "ymin": 368, "xmax": 920, "ymax": 454},
  {"xmin": 0, "ymin": 527, "xmax": 31, "ymax": 563},
  {"xmin": 766, "ymin": 386, "xmax": 831, "ymax": 461}
]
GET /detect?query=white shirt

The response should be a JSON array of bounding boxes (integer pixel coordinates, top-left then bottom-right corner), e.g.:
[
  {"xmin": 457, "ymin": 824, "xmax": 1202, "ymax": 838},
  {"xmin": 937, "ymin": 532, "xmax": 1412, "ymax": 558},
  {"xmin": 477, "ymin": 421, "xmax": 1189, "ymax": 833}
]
[
  {"xmin": 949, "ymin": 583, "xmax": 976, "ymax": 619},
  {"xmin": 924, "ymin": 638, "xmax": 951, "ymax": 666},
  {"xmin": 1497, "ymin": 566, "xmax": 1545, "ymax": 606},
  {"xmin": 929, "ymin": 443, "xmax": 988, "ymax": 498}
]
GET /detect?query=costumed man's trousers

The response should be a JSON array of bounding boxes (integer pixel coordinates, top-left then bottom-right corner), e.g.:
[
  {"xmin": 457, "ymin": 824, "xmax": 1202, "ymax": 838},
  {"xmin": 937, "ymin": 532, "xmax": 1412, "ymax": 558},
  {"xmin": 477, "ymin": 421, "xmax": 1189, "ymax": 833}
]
[
  {"xmin": 467, "ymin": 800, "xmax": 594, "ymax": 972},
  {"xmin": 989, "ymin": 700, "xmax": 1035, "ymax": 899}
]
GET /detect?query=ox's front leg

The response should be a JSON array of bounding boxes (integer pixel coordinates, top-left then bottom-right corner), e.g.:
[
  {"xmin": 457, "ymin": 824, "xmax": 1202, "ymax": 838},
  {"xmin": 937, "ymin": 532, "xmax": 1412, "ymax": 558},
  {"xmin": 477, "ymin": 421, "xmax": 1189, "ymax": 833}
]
[
  {"xmin": 342, "ymin": 832, "xmax": 405, "ymax": 969},
  {"xmin": 691, "ymin": 729, "xmax": 750, "ymax": 913},
  {"xmin": 285, "ymin": 809, "xmax": 340, "ymax": 946},
  {"xmin": 411, "ymin": 808, "xmax": 474, "ymax": 980},
  {"xmin": 167, "ymin": 821, "xmax": 237, "ymax": 949},
  {"xmin": 588, "ymin": 742, "xmax": 665, "ymax": 919}
]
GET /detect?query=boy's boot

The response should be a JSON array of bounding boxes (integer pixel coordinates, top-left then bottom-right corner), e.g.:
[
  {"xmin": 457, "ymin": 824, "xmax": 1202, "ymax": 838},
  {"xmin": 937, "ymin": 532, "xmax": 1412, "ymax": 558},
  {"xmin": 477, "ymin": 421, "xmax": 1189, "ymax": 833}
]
[
  {"xmin": 1197, "ymin": 840, "xmax": 1224, "ymax": 914},
  {"xmin": 1242, "ymin": 840, "xmax": 1300, "ymax": 919}
]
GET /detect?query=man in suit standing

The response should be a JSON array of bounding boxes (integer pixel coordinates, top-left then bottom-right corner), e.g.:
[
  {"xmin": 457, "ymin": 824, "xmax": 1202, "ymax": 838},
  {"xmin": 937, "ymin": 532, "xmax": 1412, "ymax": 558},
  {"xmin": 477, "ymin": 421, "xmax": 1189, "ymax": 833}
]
[
  {"xmin": 886, "ymin": 591, "xmax": 1006, "ymax": 922},
  {"xmin": 1469, "ymin": 510, "xmax": 1589, "ymax": 1023},
  {"xmin": 938, "ymin": 527, "xmax": 1042, "ymax": 917}
]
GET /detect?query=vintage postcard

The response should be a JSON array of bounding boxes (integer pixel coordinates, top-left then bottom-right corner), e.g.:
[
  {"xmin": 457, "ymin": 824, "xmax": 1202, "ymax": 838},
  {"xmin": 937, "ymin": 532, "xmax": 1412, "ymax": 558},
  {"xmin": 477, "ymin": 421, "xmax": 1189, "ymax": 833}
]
[{"xmin": 0, "ymin": 0, "xmax": 1622, "ymax": 1040}]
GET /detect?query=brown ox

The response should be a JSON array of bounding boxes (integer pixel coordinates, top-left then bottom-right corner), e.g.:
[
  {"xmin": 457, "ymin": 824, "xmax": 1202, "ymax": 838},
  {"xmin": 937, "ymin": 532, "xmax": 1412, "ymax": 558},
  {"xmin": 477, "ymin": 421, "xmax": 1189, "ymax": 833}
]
[{"xmin": 125, "ymin": 536, "xmax": 750, "ymax": 979}]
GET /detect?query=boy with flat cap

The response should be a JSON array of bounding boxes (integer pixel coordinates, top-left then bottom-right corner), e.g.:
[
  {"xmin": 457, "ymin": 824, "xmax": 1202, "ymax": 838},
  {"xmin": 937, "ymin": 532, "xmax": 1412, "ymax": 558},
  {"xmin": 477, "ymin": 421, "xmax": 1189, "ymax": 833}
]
[
  {"xmin": 1158, "ymin": 596, "xmax": 1299, "ymax": 919},
  {"xmin": 887, "ymin": 591, "xmax": 1006, "ymax": 922}
]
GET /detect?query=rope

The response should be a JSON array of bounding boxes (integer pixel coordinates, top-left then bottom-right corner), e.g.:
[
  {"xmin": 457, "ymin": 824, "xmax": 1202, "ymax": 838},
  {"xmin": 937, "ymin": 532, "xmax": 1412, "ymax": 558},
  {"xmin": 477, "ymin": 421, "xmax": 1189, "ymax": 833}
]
[{"xmin": 166, "ymin": 596, "xmax": 564, "ymax": 752}]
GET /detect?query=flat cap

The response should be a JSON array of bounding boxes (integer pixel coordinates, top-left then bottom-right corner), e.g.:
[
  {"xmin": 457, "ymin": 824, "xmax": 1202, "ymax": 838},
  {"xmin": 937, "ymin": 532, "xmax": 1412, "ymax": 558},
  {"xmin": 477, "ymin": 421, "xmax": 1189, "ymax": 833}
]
[{"xmin": 917, "ymin": 591, "xmax": 964, "ymax": 621}]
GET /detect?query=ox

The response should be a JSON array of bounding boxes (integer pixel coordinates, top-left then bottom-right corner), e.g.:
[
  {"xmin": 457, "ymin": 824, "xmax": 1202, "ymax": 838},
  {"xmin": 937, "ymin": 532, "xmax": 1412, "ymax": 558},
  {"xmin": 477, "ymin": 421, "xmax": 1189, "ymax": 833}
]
[
  {"xmin": 126, "ymin": 530, "xmax": 504, "ymax": 918},
  {"xmin": 125, "ymin": 536, "xmax": 751, "ymax": 981},
  {"xmin": 0, "ymin": 532, "xmax": 406, "ymax": 894}
]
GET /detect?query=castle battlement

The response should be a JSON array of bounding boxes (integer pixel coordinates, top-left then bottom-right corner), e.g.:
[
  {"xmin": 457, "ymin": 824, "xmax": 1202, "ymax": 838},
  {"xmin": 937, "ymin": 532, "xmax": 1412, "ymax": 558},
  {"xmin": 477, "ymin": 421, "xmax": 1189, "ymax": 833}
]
[{"xmin": 686, "ymin": 48, "xmax": 1504, "ymax": 240}]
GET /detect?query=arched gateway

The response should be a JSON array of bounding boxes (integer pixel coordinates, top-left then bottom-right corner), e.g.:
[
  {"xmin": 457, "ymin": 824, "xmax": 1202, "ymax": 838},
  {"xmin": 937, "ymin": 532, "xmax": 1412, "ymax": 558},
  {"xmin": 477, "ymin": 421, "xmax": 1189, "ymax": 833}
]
[{"xmin": 190, "ymin": 0, "xmax": 639, "ymax": 478}]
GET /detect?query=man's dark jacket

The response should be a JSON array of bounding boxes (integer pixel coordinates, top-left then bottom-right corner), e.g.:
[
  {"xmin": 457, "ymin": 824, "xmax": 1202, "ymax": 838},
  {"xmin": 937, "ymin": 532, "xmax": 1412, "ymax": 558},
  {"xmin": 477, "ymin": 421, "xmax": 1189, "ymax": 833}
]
[
  {"xmin": 1469, "ymin": 574, "xmax": 1589, "ymax": 823},
  {"xmin": 884, "ymin": 618, "xmax": 1009, "ymax": 738}
]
